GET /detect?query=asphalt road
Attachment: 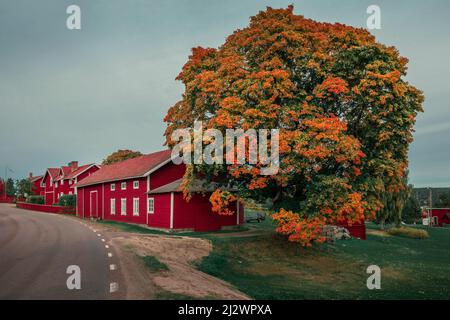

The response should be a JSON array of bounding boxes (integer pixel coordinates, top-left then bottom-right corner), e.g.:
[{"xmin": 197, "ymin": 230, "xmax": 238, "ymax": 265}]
[{"xmin": 0, "ymin": 203, "xmax": 119, "ymax": 299}]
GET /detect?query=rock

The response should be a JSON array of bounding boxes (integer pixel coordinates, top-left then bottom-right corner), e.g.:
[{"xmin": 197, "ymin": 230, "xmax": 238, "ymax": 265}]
[{"xmin": 322, "ymin": 225, "xmax": 351, "ymax": 242}]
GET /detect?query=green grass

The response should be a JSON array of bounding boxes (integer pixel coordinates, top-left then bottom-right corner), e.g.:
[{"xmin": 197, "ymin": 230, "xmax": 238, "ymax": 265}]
[
  {"xmin": 386, "ymin": 226, "xmax": 429, "ymax": 239},
  {"xmin": 96, "ymin": 219, "xmax": 249, "ymax": 237},
  {"xmin": 97, "ymin": 220, "xmax": 169, "ymax": 235},
  {"xmin": 196, "ymin": 218, "xmax": 450, "ymax": 299},
  {"xmin": 140, "ymin": 255, "xmax": 169, "ymax": 272}
]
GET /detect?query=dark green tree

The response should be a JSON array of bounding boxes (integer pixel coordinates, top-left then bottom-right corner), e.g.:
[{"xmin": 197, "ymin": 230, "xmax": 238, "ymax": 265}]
[
  {"xmin": 16, "ymin": 178, "xmax": 33, "ymax": 198},
  {"xmin": 5, "ymin": 178, "xmax": 16, "ymax": 197},
  {"xmin": 401, "ymin": 192, "xmax": 422, "ymax": 224},
  {"xmin": 436, "ymin": 191, "xmax": 450, "ymax": 208}
]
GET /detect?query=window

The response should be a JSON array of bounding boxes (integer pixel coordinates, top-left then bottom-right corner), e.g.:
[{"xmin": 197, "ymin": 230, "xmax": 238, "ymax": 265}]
[
  {"xmin": 61, "ymin": 180, "xmax": 64, "ymax": 186},
  {"xmin": 121, "ymin": 182, "xmax": 126, "ymax": 190},
  {"xmin": 55, "ymin": 181, "xmax": 58, "ymax": 188},
  {"xmin": 133, "ymin": 180, "xmax": 139, "ymax": 189},
  {"xmin": 121, "ymin": 198, "xmax": 126, "ymax": 215},
  {"xmin": 110, "ymin": 183, "xmax": 115, "ymax": 191},
  {"xmin": 133, "ymin": 198, "xmax": 139, "ymax": 216},
  {"xmin": 111, "ymin": 198, "xmax": 116, "ymax": 215},
  {"xmin": 147, "ymin": 197, "xmax": 154, "ymax": 214}
]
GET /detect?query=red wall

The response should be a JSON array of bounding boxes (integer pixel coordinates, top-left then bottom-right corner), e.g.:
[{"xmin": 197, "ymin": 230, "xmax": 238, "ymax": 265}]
[
  {"xmin": 17, "ymin": 202, "xmax": 75, "ymax": 214},
  {"xmin": 430, "ymin": 208, "xmax": 450, "ymax": 227},
  {"xmin": 103, "ymin": 177, "xmax": 148, "ymax": 224},
  {"xmin": 77, "ymin": 184, "xmax": 104, "ymax": 219},
  {"xmin": 148, "ymin": 193, "xmax": 171, "ymax": 228},
  {"xmin": 44, "ymin": 174, "xmax": 54, "ymax": 205},
  {"xmin": 76, "ymin": 162, "xmax": 244, "ymax": 232},
  {"xmin": 32, "ymin": 178, "xmax": 44, "ymax": 196},
  {"xmin": 150, "ymin": 162, "xmax": 185, "ymax": 189},
  {"xmin": 172, "ymin": 193, "xmax": 243, "ymax": 231}
]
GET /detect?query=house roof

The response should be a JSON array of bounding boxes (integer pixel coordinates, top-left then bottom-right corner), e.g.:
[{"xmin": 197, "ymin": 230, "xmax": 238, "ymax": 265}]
[
  {"xmin": 65, "ymin": 164, "xmax": 96, "ymax": 180},
  {"xmin": 148, "ymin": 178, "xmax": 229, "ymax": 194},
  {"xmin": 46, "ymin": 168, "xmax": 61, "ymax": 180},
  {"xmin": 29, "ymin": 175, "xmax": 43, "ymax": 182},
  {"xmin": 76, "ymin": 150, "xmax": 172, "ymax": 188},
  {"xmin": 52, "ymin": 163, "xmax": 99, "ymax": 182}
]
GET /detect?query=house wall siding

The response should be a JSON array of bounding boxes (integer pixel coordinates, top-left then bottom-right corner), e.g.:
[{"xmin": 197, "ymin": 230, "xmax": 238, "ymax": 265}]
[{"xmin": 77, "ymin": 162, "xmax": 243, "ymax": 231}]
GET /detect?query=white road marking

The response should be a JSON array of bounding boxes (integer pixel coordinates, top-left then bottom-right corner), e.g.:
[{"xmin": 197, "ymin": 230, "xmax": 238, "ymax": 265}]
[
  {"xmin": 101, "ymin": 239, "xmax": 105, "ymax": 242},
  {"xmin": 105, "ymin": 245, "xmax": 109, "ymax": 249},
  {"xmin": 97, "ymin": 234, "xmax": 101, "ymax": 237},
  {"xmin": 110, "ymin": 282, "xmax": 119, "ymax": 293},
  {"xmin": 108, "ymin": 252, "xmax": 113, "ymax": 258},
  {"xmin": 110, "ymin": 264, "xmax": 117, "ymax": 271}
]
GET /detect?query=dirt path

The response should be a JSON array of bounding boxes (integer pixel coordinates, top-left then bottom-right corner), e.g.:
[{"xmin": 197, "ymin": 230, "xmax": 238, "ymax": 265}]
[
  {"xmin": 112, "ymin": 235, "xmax": 249, "ymax": 300},
  {"xmin": 76, "ymin": 218, "xmax": 249, "ymax": 300}
]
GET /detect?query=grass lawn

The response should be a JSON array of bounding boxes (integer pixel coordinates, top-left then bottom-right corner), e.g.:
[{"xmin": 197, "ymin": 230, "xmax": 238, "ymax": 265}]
[
  {"xmin": 196, "ymin": 219, "xmax": 450, "ymax": 299},
  {"xmin": 96, "ymin": 219, "xmax": 249, "ymax": 237}
]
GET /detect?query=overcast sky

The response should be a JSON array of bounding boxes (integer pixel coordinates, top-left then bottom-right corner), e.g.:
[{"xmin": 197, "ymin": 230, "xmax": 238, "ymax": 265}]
[{"xmin": 0, "ymin": 0, "xmax": 449, "ymax": 187}]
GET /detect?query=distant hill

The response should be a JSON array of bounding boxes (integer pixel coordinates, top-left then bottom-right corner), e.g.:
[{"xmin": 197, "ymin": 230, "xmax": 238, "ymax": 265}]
[{"xmin": 413, "ymin": 188, "xmax": 450, "ymax": 207}]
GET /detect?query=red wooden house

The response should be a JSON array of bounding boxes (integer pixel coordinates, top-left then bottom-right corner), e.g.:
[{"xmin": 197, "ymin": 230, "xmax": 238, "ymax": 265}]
[
  {"xmin": 29, "ymin": 173, "xmax": 44, "ymax": 196},
  {"xmin": 42, "ymin": 162, "xmax": 100, "ymax": 205},
  {"xmin": 423, "ymin": 208, "xmax": 450, "ymax": 227},
  {"xmin": 75, "ymin": 150, "xmax": 244, "ymax": 232}
]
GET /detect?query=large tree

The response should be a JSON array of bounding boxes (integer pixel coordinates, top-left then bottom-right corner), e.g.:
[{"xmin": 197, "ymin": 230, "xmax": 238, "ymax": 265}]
[
  {"xmin": 164, "ymin": 6, "xmax": 423, "ymax": 246},
  {"xmin": 102, "ymin": 149, "xmax": 143, "ymax": 165},
  {"xmin": 16, "ymin": 178, "xmax": 33, "ymax": 198}
]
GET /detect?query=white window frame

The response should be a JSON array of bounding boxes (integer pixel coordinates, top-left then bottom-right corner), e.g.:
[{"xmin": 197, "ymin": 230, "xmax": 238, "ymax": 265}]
[
  {"xmin": 133, "ymin": 180, "xmax": 139, "ymax": 189},
  {"xmin": 121, "ymin": 182, "xmax": 126, "ymax": 190},
  {"xmin": 121, "ymin": 198, "xmax": 127, "ymax": 215},
  {"xmin": 55, "ymin": 181, "xmax": 58, "ymax": 188},
  {"xmin": 111, "ymin": 198, "xmax": 116, "ymax": 215},
  {"xmin": 110, "ymin": 183, "xmax": 116, "ymax": 191},
  {"xmin": 133, "ymin": 198, "xmax": 139, "ymax": 216},
  {"xmin": 147, "ymin": 197, "xmax": 154, "ymax": 214}
]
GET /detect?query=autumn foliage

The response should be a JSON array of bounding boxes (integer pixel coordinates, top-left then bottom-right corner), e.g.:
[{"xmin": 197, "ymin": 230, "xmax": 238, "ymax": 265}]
[
  {"xmin": 164, "ymin": 6, "xmax": 424, "ymax": 246},
  {"xmin": 102, "ymin": 149, "xmax": 143, "ymax": 165}
]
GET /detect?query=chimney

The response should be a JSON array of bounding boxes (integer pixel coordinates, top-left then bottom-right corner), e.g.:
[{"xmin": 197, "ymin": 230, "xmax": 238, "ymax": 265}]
[
  {"xmin": 29, "ymin": 172, "xmax": 33, "ymax": 179},
  {"xmin": 69, "ymin": 161, "xmax": 78, "ymax": 172}
]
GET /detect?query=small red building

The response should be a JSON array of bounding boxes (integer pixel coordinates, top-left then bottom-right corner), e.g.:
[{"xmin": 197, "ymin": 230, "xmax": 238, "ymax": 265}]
[
  {"xmin": 42, "ymin": 162, "xmax": 100, "ymax": 205},
  {"xmin": 29, "ymin": 173, "xmax": 44, "ymax": 196},
  {"xmin": 424, "ymin": 208, "xmax": 450, "ymax": 227},
  {"xmin": 75, "ymin": 150, "xmax": 244, "ymax": 232}
]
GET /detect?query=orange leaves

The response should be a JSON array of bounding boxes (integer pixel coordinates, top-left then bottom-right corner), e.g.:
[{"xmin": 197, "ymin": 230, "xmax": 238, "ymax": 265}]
[
  {"xmin": 272, "ymin": 209, "xmax": 326, "ymax": 247},
  {"xmin": 210, "ymin": 189, "xmax": 237, "ymax": 215},
  {"xmin": 314, "ymin": 76, "xmax": 349, "ymax": 97}
]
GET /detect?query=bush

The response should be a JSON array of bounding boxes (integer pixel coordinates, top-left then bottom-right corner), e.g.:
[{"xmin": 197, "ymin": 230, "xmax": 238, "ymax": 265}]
[
  {"xmin": 58, "ymin": 194, "xmax": 76, "ymax": 207},
  {"xmin": 27, "ymin": 195, "xmax": 44, "ymax": 205},
  {"xmin": 387, "ymin": 227, "xmax": 429, "ymax": 239}
]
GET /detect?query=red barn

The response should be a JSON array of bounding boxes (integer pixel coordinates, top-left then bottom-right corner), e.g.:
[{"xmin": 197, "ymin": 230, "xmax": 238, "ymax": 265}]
[
  {"xmin": 42, "ymin": 162, "xmax": 100, "ymax": 205},
  {"xmin": 425, "ymin": 208, "xmax": 450, "ymax": 227},
  {"xmin": 75, "ymin": 150, "xmax": 244, "ymax": 232}
]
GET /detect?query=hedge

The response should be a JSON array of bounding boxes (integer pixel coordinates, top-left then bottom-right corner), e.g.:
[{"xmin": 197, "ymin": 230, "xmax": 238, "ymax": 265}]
[{"xmin": 58, "ymin": 194, "xmax": 76, "ymax": 207}]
